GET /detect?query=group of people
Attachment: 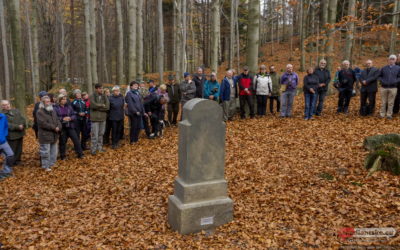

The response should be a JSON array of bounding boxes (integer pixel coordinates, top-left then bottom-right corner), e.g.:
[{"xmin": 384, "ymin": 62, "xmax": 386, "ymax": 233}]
[{"xmin": 0, "ymin": 54, "xmax": 400, "ymax": 178}]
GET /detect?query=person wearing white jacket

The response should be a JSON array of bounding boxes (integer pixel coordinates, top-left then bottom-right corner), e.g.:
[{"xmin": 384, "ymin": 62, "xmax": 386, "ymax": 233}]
[{"xmin": 254, "ymin": 65, "xmax": 272, "ymax": 116}]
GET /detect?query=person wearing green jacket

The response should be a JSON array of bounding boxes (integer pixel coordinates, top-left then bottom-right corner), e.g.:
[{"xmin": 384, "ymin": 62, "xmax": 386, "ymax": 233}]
[
  {"xmin": 269, "ymin": 65, "xmax": 281, "ymax": 114},
  {"xmin": 89, "ymin": 84, "xmax": 110, "ymax": 155},
  {"xmin": 1, "ymin": 100, "xmax": 26, "ymax": 166},
  {"xmin": 203, "ymin": 72, "xmax": 220, "ymax": 102}
]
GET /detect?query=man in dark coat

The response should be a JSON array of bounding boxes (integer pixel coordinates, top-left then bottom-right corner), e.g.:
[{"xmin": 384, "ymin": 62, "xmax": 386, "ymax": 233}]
[
  {"xmin": 166, "ymin": 75, "xmax": 181, "ymax": 126},
  {"xmin": 36, "ymin": 96, "xmax": 62, "ymax": 171},
  {"xmin": 313, "ymin": 59, "xmax": 331, "ymax": 116},
  {"xmin": 1, "ymin": 100, "xmax": 26, "ymax": 166},
  {"xmin": 337, "ymin": 60, "xmax": 356, "ymax": 114},
  {"xmin": 192, "ymin": 67, "xmax": 206, "ymax": 98},
  {"xmin": 359, "ymin": 59, "xmax": 380, "ymax": 116},
  {"xmin": 144, "ymin": 95, "xmax": 167, "ymax": 138},
  {"xmin": 32, "ymin": 91, "xmax": 48, "ymax": 138},
  {"xmin": 108, "ymin": 86, "xmax": 125, "ymax": 148},
  {"xmin": 125, "ymin": 81, "xmax": 145, "ymax": 144}
]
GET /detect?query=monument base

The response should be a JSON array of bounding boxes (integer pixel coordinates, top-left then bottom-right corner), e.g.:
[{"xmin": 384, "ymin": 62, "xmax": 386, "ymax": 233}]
[{"xmin": 168, "ymin": 195, "xmax": 233, "ymax": 235}]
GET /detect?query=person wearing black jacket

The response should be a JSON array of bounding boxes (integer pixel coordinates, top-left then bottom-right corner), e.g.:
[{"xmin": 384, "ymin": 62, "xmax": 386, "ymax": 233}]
[
  {"xmin": 144, "ymin": 95, "xmax": 167, "ymax": 138},
  {"xmin": 166, "ymin": 75, "xmax": 181, "ymax": 125},
  {"xmin": 313, "ymin": 59, "xmax": 331, "ymax": 116},
  {"xmin": 303, "ymin": 68, "xmax": 320, "ymax": 120},
  {"xmin": 125, "ymin": 81, "xmax": 145, "ymax": 144},
  {"xmin": 359, "ymin": 60, "xmax": 380, "ymax": 116},
  {"xmin": 71, "ymin": 89, "xmax": 89, "ymax": 150},
  {"xmin": 337, "ymin": 60, "xmax": 356, "ymax": 114},
  {"xmin": 109, "ymin": 86, "xmax": 125, "ymax": 149},
  {"xmin": 192, "ymin": 67, "xmax": 206, "ymax": 98}
]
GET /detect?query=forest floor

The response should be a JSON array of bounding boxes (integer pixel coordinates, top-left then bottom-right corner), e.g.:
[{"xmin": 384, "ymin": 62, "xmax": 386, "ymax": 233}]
[{"xmin": 0, "ymin": 93, "xmax": 399, "ymax": 249}]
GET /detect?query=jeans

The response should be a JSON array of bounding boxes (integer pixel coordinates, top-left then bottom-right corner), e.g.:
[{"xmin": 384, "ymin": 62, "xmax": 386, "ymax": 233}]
[
  {"xmin": 91, "ymin": 121, "xmax": 106, "ymax": 153},
  {"xmin": 39, "ymin": 143, "xmax": 57, "ymax": 169},
  {"xmin": 337, "ymin": 88, "xmax": 353, "ymax": 113},
  {"xmin": 8, "ymin": 138, "xmax": 23, "ymax": 165},
  {"xmin": 280, "ymin": 90, "xmax": 296, "ymax": 117},
  {"xmin": 360, "ymin": 90, "xmax": 376, "ymax": 116},
  {"xmin": 239, "ymin": 95, "xmax": 254, "ymax": 118},
  {"xmin": 380, "ymin": 87, "xmax": 398, "ymax": 118},
  {"xmin": 304, "ymin": 92, "xmax": 317, "ymax": 119},
  {"xmin": 0, "ymin": 142, "xmax": 14, "ymax": 174},
  {"xmin": 167, "ymin": 102, "xmax": 180, "ymax": 124},
  {"xmin": 269, "ymin": 95, "xmax": 280, "ymax": 113},
  {"xmin": 314, "ymin": 90, "xmax": 327, "ymax": 115},
  {"xmin": 256, "ymin": 95, "xmax": 268, "ymax": 116},
  {"xmin": 59, "ymin": 127, "xmax": 83, "ymax": 158},
  {"xmin": 74, "ymin": 118, "xmax": 89, "ymax": 149},
  {"xmin": 103, "ymin": 119, "xmax": 112, "ymax": 144},
  {"xmin": 129, "ymin": 115, "xmax": 142, "ymax": 143},
  {"xmin": 111, "ymin": 120, "xmax": 124, "ymax": 146},
  {"xmin": 221, "ymin": 98, "xmax": 237, "ymax": 121}
]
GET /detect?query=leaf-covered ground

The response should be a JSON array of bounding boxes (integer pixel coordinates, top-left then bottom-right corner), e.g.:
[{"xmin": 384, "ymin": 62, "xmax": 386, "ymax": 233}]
[{"xmin": 1, "ymin": 94, "xmax": 399, "ymax": 249}]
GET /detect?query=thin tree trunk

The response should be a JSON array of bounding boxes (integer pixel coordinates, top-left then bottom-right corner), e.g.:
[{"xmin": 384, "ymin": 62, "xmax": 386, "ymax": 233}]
[
  {"xmin": 358, "ymin": 0, "xmax": 366, "ymax": 60},
  {"xmin": 60, "ymin": 6, "xmax": 68, "ymax": 81},
  {"xmin": 344, "ymin": 0, "xmax": 356, "ymax": 61},
  {"xmin": 136, "ymin": 0, "xmax": 143, "ymax": 80},
  {"xmin": 69, "ymin": 0, "xmax": 75, "ymax": 79},
  {"xmin": 157, "ymin": 0, "xmax": 164, "ymax": 83},
  {"xmin": 246, "ymin": 0, "xmax": 260, "ymax": 73},
  {"xmin": 289, "ymin": 4, "xmax": 294, "ymax": 61},
  {"xmin": 282, "ymin": 0, "xmax": 286, "ymax": 41},
  {"xmin": 89, "ymin": 0, "xmax": 98, "ymax": 84},
  {"xmin": 211, "ymin": 0, "xmax": 220, "ymax": 73},
  {"xmin": 229, "ymin": 0, "xmax": 234, "ymax": 70},
  {"xmin": 83, "ymin": 0, "xmax": 93, "ymax": 93},
  {"xmin": 116, "ymin": 0, "xmax": 124, "ymax": 85},
  {"xmin": 99, "ymin": 0, "xmax": 109, "ymax": 83},
  {"xmin": 235, "ymin": 0, "xmax": 240, "ymax": 71},
  {"xmin": 0, "ymin": 0, "xmax": 10, "ymax": 99},
  {"xmin": 6, "ymin": 0, "xmax": 26, "ymax": 115},
  {"xmin": 31, "ymin": 0, "xmax": 39, "ymax": 95},
  {"xmin": 269, "ymin": 0, "xmax": 274, "ymax": 56},
  {"xmin": 326, "ymin": 0, "xmax": 338, "ymax": 74},
  {"xmin": 390, "ymin": 0, "xmax": 400, "ymax": 54},
  {"xmin": 127, "ymin": 0, "xmax": 136, "ymax": 82},
  {"xmin": 181, "ymin": 0, "xmax": 187, "ymax": 73},
  {"xmin": 299, "ymin": 0, "xmax": 306, "ymax": 72},
  {"xmin": 24, "ymin": 0, "xmax": 35, "ymax": 101},
  {"xmin": 174, "ymin": 0, "xmax": 182, "ymax": 81}
]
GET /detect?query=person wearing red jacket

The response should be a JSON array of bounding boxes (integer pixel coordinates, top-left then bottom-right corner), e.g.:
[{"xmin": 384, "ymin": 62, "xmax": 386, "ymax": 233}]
[{"xmin": 237, "ymin": 66, "xmax": 255, "ymax": 119}]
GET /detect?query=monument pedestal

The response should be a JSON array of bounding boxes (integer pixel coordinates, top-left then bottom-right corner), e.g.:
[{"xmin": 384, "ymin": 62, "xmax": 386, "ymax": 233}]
[{"xmin": 168, "ymin": 99, "xmax": 234, "ymax": 235}]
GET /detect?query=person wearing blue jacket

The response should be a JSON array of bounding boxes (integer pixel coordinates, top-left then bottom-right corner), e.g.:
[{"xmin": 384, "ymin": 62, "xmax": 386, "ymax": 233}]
[
  {"xmin": 0, "ymin": 113, "xmax": 14, "ymax": 179},
  {"xmin": 203, "ymin": 72, "xmax": 220, "ymax": 102},
  {"xmin": 220, "ymin": 70, "xmax": 238, "ymax": 121},
  {"xmin": 125, "ymin": 81, "xmax": 145, "ymax": 144}
]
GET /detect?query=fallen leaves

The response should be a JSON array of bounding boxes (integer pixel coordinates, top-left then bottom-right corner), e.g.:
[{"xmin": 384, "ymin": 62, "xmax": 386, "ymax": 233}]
[{"xmin": 0, "ymin": 93, "xmax": 400, "ymax": 248}]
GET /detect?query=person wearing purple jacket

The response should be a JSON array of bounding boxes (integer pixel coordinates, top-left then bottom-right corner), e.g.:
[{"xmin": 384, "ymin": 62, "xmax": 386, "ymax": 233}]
[
  {"xmin": 280, "ymin": 64, "xmax": 299, "ymax": 117},
  {"xmin": 54, "ymin": 94, "xmax": 83, "ymax": 160},
  {"xmin": 378, "ymin": 55, "xmax": 400, "ymax": 119}
]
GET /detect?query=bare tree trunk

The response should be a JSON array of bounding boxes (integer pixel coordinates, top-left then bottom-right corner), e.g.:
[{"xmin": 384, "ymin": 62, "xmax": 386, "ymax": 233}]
[
  {"xmin": 282, "ymin": 0, "xmax": 286, "ymax": 41},
  {"xmin": 24, "ymin": 0, "xmax": 35, "ymax": 100},
  {"xmin": 157, "ymin": 0, "xmax": 164, "ymax": 83},
  {"xmin": 235, "ymin": 0, "xmax": 240, "ymax": 71},
  {"xmin": 289, "ymin": 4, "xmax": 294, "ymax": 61},
  {"xmin": 69, "ymin": 0, "xmax": 75, "ymax": 79},
  {"xmin": 269, "ymin": 0, "xmax": 274, "ymax": 56},
  {"xmin": 211, "ymin": 0, "xmax": 220, "ymax": 73},
  {"xmin": 326, "ymin": 0, "xmax": 338, "ymax": 74},
  {"xmin": 83, "ymin": 0, "xmax": 93, "ymax": 93},
  {"xmin": 99, "ymin": 0, "xmax": 109, "ymax": 83},
  {"xmin": 174, "ymin": 0, "xmax": 182, "ymax": 81},
  {"xmin": 31, "ymin": 0, "xmax": 39, "ymax": 95},
  {"xmin": 246, "ymin": 0, "xmax": 260, "ymax": 73},
  {"xmin": 89, "ymin": 0, "xmax": 98, "ymax": 84},
  {"xmin": 181, "ymin": 0, "xmax": 187, "ymax": 73},
  {"xmin": 116, "ymin": 0, "xmax": 124, "ymax": 85},
  {"xmin": 6, "ymin": 0, "xmax": 26, "ymax": 115},
  {"xmin": 127, "ymin": 0, "xmax": 136, "ymax": 82},
  {"xmin": 390, "ymin": 0, "xmax": 400, "ymax": 54},
  {"xmin": 0, "ymin": 0, "xmax": 10, "ymax": 99},
  {"xmin": 136, "ymin": 0, "xmax": 143, "ymax": 80},
  {"xmin": 59, "ymin": 6, "xmax": 68, "ymax": 81},
  {"xmin": 299, "ymin": 0, "xmax": 306, "ymax": 72},
  {"xmin": 358, "ymin": 0, "xmax": 366, "ymax": 60},
  {"xmin": 229, "ymin": 0, "xmax": 234, "ymax": 70},
  {"xmin": 344, "ymin": 0, "xmax": 356, "ymax": 61}
]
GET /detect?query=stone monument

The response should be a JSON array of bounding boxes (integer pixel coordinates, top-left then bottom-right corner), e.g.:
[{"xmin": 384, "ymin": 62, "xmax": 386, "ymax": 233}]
[{"xmin": 168, "ymin": 98, "xmax": 234, "ymax": 235}]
